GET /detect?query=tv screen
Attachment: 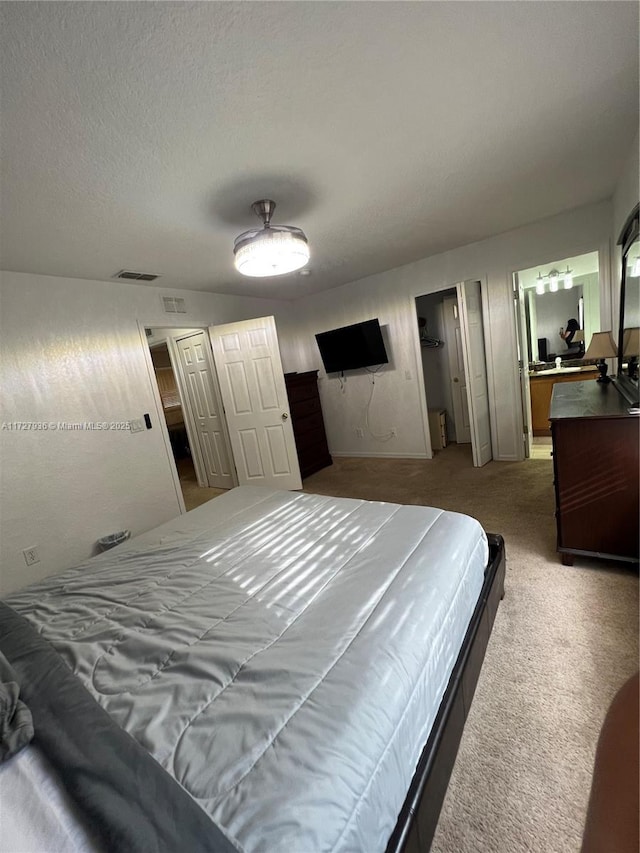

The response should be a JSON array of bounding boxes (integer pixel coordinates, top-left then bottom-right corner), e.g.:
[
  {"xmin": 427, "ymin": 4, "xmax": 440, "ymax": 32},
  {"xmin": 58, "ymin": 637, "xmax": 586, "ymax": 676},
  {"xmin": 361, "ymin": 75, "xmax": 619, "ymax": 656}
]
[{"xmin": 315, "ymin": 319, "xmax": 388, "ymax": 373}]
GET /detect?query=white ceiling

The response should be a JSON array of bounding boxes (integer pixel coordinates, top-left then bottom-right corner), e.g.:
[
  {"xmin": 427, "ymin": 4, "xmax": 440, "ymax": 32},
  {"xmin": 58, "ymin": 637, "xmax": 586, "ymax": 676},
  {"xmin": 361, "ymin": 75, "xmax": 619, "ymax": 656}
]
[{"xmin": 1, "ymin": 2, "xmax": 638, "ymax": 300}]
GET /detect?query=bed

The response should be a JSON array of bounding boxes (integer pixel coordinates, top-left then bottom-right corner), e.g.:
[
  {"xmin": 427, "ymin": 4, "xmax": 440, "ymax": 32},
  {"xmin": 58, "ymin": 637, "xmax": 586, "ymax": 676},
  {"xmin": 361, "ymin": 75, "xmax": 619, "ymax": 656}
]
[{"xmin": 0, "ymin": 486, "xmax": 505, "ymax": 853}]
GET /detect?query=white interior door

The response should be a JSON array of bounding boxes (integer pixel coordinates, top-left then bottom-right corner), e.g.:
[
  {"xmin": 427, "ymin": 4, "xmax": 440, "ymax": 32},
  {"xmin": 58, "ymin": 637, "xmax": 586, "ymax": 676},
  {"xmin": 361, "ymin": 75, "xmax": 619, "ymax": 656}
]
[
  {"xmin": 513, "ymin": 274, "xmax": 533, "ymax": 459},
  {"xmin": 457, "ymin": 281, "xmax": 493, "ymax": 467},
  {"xmin": 174, "ymin": 331, "xmax": 235, "ymax": 489},
  {"xmin": 209, "ymin": 316, "xmax": 302, "ymax": 491},
  {"xmin": 443, "ymin": 296, "xmax": 472, "ymax": 444}
]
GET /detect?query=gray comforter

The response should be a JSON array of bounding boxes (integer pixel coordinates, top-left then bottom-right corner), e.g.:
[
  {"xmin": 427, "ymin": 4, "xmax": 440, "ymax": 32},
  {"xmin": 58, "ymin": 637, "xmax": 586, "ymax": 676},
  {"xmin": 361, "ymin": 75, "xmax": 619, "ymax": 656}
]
[{"xmin": 5, "ymin": 486, "xmax": 487, "ymax": 852}]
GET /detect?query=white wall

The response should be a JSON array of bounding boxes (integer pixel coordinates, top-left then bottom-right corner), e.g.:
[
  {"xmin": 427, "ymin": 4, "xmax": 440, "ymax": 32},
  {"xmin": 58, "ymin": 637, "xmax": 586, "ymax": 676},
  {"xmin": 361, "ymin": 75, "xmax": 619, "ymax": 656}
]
[
  {"xmin": 282, "ymin": 200, "xmax": 613, "ymax": 462},
  {"xmin": 0, "ymin": 271, "xmax": 291, "ymax": 595},
  {"xmin": 613, "ymin": 130, "xmax": 639, "ymax": 241}
]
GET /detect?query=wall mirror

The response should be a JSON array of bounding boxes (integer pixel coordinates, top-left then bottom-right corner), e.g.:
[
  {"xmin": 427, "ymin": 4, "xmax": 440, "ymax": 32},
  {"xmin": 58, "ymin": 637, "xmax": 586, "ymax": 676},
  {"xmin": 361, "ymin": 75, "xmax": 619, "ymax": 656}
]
[{"xmin": 616, "ymin": 205, "xmax": 639, "ymax": 405}]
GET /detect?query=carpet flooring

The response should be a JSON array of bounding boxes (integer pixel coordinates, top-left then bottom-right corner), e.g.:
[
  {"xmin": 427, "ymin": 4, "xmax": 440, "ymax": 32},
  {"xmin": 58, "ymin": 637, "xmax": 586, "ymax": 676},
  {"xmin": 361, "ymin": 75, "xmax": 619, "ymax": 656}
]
[
  {"xmin": 303, "ymin": 445, "xmax": 639, "ymax": 853},
  {"xmin": 176, "ymin": 456, "xmax": 226, "ymax": 511}
]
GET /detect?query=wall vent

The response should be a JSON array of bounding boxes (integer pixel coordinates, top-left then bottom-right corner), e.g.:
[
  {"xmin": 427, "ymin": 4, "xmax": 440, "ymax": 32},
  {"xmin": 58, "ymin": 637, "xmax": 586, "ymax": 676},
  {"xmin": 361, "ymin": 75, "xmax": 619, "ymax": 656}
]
[
  {"xmin": 161, "ymin": 296, "xmax": 187, "ymax": 314},
  {"xmin": 114, "ymin": 269, "xmax": 161, "ymax": 282}
]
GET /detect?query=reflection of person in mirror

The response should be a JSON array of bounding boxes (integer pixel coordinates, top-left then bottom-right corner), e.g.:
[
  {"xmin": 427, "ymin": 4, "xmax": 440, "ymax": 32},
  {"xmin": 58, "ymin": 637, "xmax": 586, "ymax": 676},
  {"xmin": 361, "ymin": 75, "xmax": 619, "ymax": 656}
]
[{"xmin": 559, "ymin": 318, "xmax": 584, "ymax": 358}]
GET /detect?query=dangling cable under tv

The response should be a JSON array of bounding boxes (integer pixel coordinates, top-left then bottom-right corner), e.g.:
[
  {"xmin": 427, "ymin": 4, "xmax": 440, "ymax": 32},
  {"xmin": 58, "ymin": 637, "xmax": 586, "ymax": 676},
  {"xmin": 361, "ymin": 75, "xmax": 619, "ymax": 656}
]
[{"xmin": 315, "ymin": 318, "xmax": 388, "ymax": 373}]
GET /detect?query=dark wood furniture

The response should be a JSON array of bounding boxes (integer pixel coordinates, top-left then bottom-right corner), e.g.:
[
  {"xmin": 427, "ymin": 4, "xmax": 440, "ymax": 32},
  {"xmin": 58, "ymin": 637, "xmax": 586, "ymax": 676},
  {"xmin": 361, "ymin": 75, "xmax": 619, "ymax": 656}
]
[
  {"xmin": 549, "ymin": 380, "xmax": 639, "ymax": 566},
  {"xmin": 387, "ymin": 534, "xmax": 506, "ymax": 853},
  {"xmin": 529, "ymin": 367, "xmax": 597, "ymax": 436},
  {"xmin": 284, "ymin": 371, "xmax": 332, "ymax": 479}
]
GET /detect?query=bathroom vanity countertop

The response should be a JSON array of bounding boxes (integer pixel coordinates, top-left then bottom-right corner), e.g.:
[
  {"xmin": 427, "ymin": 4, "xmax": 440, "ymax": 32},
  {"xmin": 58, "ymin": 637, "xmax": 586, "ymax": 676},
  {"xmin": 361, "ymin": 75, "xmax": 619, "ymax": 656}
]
[{"xmin": 529, "ymin": 365, "xmax": 597, "ymax": 378}]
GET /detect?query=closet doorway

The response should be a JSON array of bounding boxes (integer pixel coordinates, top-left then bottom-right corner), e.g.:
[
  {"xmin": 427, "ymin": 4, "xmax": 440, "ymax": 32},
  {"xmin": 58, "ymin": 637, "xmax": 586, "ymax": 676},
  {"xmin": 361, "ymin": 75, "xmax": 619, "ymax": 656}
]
[
  {"xmin": 146, "ymin": 327, "xmax": 235, "ymax": 511},
  {"xmin": 414, "ymin": 280, "xmax": 492, "ymax": 467}
]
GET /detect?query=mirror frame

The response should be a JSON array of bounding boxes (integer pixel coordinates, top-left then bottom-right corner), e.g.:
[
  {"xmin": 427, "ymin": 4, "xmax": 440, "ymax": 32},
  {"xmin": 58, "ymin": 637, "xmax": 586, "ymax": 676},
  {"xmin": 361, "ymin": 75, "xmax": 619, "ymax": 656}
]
[{"xmin": 616, "ymin": 204, "xmax": 639, "ymax": 405}]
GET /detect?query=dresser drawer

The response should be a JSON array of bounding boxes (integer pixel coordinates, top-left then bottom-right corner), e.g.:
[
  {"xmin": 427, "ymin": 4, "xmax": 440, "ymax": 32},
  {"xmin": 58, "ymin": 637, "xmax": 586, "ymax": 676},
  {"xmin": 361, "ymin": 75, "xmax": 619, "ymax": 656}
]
[
  {"xmin": 285, "ymin": 378, "xmax": 318, "ymax": 404},
  {"xmin": 292, "ymin": 409, "xmax": 325, "ymax": 438},
  {"xmin": 291, "ymin": 395, "xmax": 321, "ymax": 419},
  {"xmin": 295, "ymin": 423, "xmax": 328, "ymax": 453}
]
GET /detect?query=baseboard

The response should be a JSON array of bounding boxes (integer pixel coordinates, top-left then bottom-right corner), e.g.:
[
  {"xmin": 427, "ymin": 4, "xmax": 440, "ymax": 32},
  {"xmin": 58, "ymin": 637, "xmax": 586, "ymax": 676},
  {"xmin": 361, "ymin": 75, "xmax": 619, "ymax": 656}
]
[{"xmin": 330, "ymin": 451, "xmax": 430, "ymax": 459}]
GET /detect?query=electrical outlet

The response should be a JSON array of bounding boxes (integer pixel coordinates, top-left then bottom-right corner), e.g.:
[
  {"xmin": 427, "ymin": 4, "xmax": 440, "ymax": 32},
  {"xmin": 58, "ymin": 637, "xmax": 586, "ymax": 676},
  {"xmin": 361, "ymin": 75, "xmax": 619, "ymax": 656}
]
[
  {"xmin": 405, "ymin": 370, "xmax": 412, "ymax": 381},
  {"xmin": 356, "ymin": 428, "xmax": 364, "ymax": 438},
  {"xmin": 23, "ymin": 546, "xmax": 40, "ymax": 566},
  {"xmin": 390, "ymin": 427, "xmax": 397, "ymax": 437},
  {"xmin": 129, "ymin": 418, "xmax": 145, "ymax": 433}
]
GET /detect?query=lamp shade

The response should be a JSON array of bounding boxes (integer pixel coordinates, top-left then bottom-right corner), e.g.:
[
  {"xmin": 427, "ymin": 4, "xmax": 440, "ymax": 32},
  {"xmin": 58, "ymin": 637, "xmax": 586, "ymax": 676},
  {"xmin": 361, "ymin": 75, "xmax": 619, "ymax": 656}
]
[
  {"xmin": 623, "ymin": 327, "xmax": 640, "ymax": 357},
  {"xmin": 584, "ymin": 331, "xmax": 618, "ymax": 360}
]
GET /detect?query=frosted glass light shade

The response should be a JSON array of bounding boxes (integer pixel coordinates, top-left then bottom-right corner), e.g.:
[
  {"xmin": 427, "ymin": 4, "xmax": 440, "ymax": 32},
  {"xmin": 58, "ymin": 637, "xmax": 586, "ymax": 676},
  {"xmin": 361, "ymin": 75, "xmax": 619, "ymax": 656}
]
[
  {"xmin": 234, "ymin": 229, "xmax": 309, "ymax": 277},
  {"xmin": 536, "ymin": 279, "xmax": 545, "ymax": 295},
  {"xmin": 563, "ymin": 272, "xmax": 573, "ymax": 289},
  {"xmin": 549, "ymin": 274, "xmax": 559, "ymax": 293}
]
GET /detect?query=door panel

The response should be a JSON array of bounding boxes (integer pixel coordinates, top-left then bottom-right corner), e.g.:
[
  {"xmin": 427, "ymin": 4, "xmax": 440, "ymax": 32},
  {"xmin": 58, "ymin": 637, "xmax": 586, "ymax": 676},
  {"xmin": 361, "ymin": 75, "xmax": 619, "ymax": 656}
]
[
  {"xmin": 175, "ymin": 331, "xmax": 235, "ymax": 489},
  {"xmin": 210, "ymin": 316, "xmax": 302, "ymax": 490},
  {"xmin": 444, "ymin": 297, "xmax": 472, "ymax": 443},
  {"xmin": 514, "ymin": 273, "xmax": 533, "ymax": 458},
  {"xmin": 457, "ymin": 282, "xmax": 492, "ymax": 467}
]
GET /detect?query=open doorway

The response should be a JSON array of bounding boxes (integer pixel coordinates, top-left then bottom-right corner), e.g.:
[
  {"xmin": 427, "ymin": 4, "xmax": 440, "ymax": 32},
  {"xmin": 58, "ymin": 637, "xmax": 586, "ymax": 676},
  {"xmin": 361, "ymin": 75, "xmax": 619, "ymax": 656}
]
[
  {"xmin": 414, "ymin": 280, "xmax": 492, "ymax": 467},
  {"xmin": 146, "ymin": 327, "xmax": 235, "ymax": 511},
  {"xmin": 416, "ymin": 288, "xmax": 471, "ymax": 463},
  {"xmin": 513, "ymin": 251, "xmax": 600, "ymax": 460}
]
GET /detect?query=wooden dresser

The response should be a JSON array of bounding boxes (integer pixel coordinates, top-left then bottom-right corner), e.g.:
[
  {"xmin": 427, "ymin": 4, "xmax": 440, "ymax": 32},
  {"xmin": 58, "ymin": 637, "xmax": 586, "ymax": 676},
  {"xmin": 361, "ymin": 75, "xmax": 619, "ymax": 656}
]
[
  {"xmin": 284, "ymin": 371, "xmax": 332, "ymax": 479},
  {"xmin": 549, "ymin": 381, "xmax": 639, "ymax": 566}
]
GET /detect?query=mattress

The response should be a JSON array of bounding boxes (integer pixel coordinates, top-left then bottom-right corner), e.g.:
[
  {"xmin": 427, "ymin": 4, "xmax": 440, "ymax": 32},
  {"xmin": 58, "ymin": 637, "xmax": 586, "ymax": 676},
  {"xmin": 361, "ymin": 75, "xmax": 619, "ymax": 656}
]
[{"xmin": 4, "ymin": 486, "xmax": 488, "ymax": 853}]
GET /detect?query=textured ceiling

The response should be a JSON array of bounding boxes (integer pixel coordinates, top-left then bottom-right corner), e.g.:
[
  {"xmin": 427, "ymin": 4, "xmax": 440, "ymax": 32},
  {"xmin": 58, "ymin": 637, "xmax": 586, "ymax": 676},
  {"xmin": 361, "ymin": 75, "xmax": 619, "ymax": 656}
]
[{"xmin": 1, "ymin": 2, "xmax": 638, "ymax": 299}]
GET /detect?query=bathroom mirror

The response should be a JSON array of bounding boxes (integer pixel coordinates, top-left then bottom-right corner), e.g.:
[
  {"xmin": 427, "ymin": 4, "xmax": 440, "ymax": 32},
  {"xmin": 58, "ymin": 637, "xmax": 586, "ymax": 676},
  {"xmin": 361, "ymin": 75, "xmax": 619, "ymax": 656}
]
[{"xmin": 616, "ymin": 204, "xmax": 639, "ymax": 404}]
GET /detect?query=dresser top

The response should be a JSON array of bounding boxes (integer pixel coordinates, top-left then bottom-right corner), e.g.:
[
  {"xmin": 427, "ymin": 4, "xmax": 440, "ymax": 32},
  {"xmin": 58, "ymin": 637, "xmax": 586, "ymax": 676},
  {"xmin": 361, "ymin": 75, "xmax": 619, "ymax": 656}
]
[{"xmin": 549, "ymin": 379, "xmax": 637, "ymax": 421}]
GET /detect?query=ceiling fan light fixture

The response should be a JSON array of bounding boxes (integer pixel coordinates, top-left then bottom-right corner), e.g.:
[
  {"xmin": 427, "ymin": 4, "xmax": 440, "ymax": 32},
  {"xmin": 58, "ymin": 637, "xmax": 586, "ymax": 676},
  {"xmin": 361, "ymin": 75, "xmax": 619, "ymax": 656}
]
[{"xmin": 233, "ymin": 200, "xmax": 310, "ymax": 278}]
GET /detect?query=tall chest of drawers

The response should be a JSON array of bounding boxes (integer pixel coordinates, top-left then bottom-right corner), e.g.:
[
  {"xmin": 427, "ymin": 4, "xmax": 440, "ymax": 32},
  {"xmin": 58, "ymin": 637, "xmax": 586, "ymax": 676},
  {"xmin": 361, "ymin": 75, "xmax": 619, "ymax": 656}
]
[{"xmin": 284, "ymin": 371, "xmax": 332, "ymax": 479}]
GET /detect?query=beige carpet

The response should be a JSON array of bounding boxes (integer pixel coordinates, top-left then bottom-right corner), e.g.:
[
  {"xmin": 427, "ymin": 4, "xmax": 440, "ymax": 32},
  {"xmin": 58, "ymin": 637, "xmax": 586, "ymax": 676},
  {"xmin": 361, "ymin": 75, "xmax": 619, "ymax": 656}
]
[
  {"xmin": 303, "ymin": 445, "xmax": 639, "ymax": 853},
  {"xmin": 176, "ymin": 456, "xmax": 226, "ymax": 511}
]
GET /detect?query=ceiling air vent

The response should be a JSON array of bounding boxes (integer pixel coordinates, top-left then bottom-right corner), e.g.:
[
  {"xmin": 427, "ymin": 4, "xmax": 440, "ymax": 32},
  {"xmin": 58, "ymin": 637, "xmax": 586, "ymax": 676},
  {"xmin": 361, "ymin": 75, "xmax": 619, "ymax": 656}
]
[
  {"xmin": 113, "ymin": 270, "xmax": 161, "ymax": 282},
  {"xmin": 161, "ymin": 296, "xmax": 187, "ymax": 314}
]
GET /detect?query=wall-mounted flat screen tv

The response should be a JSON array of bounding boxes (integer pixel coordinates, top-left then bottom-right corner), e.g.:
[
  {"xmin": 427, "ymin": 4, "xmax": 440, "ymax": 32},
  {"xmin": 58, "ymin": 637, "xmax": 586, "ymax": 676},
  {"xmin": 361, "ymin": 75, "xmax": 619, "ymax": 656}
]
[{"xmin": 315, "ymin": 318, "xmax": 388, "ymax": 373}]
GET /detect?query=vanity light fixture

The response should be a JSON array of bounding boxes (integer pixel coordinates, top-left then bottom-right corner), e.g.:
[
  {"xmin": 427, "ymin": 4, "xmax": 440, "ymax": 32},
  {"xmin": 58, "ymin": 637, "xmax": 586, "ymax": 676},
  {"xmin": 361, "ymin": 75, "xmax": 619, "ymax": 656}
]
[
  {"xmin": 535, "ymin": 266, "xmax": 573, "ymax": 293},
  {"xmin": 233, "ymin": 200, "xmax": 309, "ymax": 278}
]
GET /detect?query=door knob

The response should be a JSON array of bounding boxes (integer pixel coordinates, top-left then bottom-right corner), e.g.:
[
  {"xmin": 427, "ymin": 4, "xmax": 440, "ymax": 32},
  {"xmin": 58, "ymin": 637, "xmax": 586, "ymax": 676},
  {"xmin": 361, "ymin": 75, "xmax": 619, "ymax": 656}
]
[
  {"xmin": 453, "ymin": 377, "xmax": 459, "ymax": 383},
  {"xmin": 282, "ymin": 412, "xmax": 288, "ymax": 420}
]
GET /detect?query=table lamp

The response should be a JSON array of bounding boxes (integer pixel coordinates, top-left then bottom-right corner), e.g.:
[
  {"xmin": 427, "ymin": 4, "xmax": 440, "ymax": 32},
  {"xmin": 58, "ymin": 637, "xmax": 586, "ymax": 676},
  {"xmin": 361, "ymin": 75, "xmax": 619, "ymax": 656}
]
[
  {"xmin": 584, "ymin": 331, "xmax": 618, "ymax": 383},
  {"xmin": 623, "ymin": 327, "xmax": 639, "ymax": 379}
]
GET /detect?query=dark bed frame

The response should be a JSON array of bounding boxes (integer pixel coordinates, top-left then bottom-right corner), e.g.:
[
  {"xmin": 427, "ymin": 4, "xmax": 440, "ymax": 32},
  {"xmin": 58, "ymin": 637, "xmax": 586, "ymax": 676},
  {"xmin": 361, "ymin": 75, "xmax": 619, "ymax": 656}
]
[{"xmin": 386, "ymin": 533, "xmax": 506, "ymax": 853}]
